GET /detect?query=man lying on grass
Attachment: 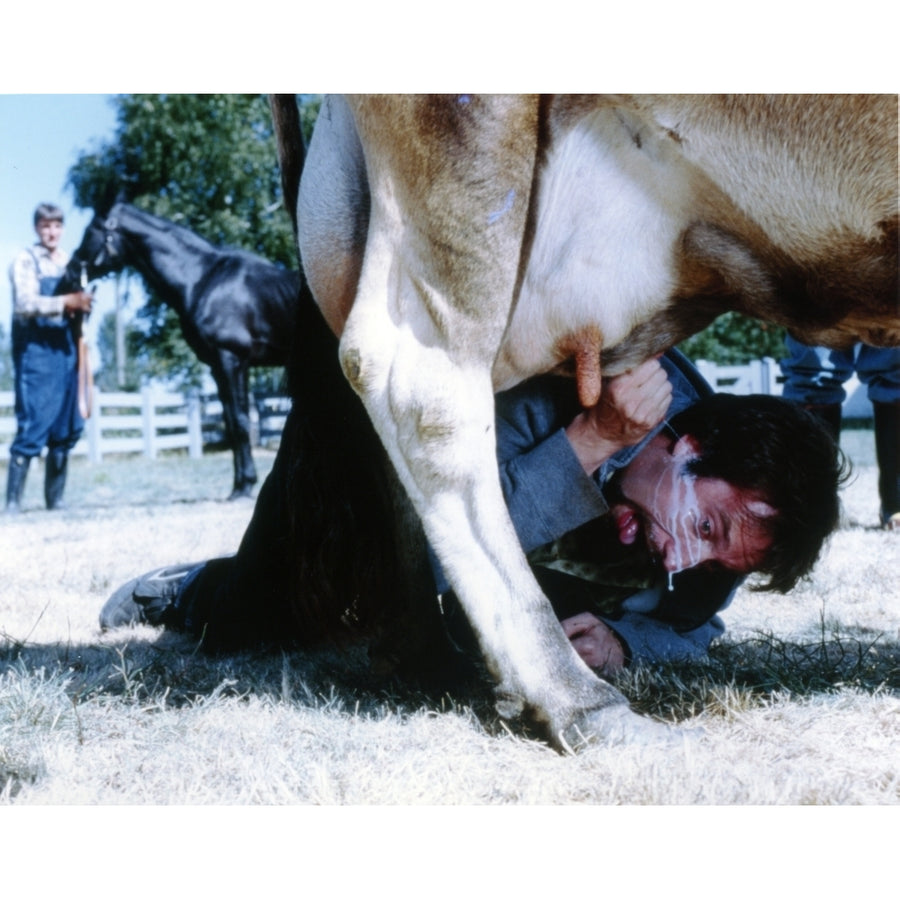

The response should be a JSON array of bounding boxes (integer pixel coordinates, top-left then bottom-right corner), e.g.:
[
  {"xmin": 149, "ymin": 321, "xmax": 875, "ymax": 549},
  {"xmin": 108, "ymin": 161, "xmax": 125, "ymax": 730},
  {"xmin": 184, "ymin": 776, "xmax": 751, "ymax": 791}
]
[{"xmin": 100, "ymin": 347, "xmax": 847, "ymax": 681}]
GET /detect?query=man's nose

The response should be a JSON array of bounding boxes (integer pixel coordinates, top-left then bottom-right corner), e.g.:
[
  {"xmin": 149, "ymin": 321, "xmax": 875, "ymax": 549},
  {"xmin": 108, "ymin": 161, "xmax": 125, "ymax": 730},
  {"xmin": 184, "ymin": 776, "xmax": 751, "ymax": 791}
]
[
  {"xmin": 661, "ymin": 548, "xmax": 681, "ymax": 574},
  {"xmin": 661, "ymin": 533, "xmax": 709, "ymax": 573},
  {"xmin": 659, "ymin": 535, "xmax": 680, "ymax": 572}
]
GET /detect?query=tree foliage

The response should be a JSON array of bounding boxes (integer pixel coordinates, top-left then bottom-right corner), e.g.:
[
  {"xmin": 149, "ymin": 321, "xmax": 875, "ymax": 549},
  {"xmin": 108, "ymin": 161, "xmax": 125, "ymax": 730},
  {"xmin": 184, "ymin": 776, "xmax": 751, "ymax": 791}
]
[
  {"xmin": 67, "ymin": 94, "xmax": 321, "ymax": 389},
  {"xmin": 677, "ymin": 312, "xmax": 787, "ymax": 365}
]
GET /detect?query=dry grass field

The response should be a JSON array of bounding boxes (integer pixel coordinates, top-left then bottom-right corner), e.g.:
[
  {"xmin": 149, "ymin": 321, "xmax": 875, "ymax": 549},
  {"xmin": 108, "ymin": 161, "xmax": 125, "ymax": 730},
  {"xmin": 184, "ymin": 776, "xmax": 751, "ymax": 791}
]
[{"xmin": 1, "ymin": 431, "xmax": 898, "ymax": 813}]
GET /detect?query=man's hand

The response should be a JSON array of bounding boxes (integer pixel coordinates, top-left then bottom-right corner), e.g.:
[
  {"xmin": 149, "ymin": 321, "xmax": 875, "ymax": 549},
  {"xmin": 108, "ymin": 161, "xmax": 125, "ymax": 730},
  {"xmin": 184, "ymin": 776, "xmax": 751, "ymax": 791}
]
[
  {"xmin": 565, "ymin": 357, "xmax": 672, "ymax": 475},
  {"xmin": 562, "ymin": 612, "xmax": 626, "ymax": 675},
  {"xmin": 63, "ymin": 291, "xmax": 93, "ymax": 315}
]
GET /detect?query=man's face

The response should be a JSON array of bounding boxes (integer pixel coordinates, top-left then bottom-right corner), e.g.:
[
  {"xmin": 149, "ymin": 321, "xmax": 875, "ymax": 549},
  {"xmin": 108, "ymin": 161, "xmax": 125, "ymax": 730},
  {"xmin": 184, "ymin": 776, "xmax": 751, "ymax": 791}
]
[
  {"xmin": 612, "ymin": 432, "xmax": 775, "ymax": 577},
  {"xmin": 35, "ymin": 217, "xmax": 63, "ymax": 252}
]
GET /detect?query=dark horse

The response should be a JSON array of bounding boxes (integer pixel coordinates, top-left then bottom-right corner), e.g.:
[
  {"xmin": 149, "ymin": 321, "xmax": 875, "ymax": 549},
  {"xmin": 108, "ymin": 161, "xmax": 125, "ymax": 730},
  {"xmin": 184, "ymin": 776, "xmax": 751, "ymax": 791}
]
[{"xmin": 69, "ymin": 202, "xmax": 302, "ymax": 499}]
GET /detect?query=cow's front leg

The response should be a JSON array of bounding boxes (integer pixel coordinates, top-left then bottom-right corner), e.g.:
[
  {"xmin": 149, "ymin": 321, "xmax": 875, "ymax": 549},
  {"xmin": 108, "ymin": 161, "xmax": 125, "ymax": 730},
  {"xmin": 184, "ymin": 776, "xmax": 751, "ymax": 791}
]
[{"xmin": 339, "ymin": 313, "xmax": 669, "ymax": 751}]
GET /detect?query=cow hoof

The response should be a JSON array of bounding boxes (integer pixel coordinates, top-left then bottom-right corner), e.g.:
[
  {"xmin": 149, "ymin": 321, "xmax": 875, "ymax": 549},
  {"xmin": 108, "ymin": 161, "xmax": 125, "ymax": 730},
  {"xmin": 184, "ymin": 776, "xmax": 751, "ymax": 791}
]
[{"xmin": 555, "ymin": 703, "xmax": 677, "ymax": 753}]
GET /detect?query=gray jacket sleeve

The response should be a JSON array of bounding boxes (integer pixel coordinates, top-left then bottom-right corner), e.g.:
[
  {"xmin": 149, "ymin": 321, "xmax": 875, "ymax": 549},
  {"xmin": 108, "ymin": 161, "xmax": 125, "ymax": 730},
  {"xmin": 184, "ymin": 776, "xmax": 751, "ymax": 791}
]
[
  {"xmin": 494, "ymin": 377, "xmax": 611, "ymax": 552},
  {"xmin": 600, "ymin": 611, "xmax": 726, "ymax": 664},
  {"xmin": 499, "ymin": 428, "xmax": 611, "ymax": 552}
]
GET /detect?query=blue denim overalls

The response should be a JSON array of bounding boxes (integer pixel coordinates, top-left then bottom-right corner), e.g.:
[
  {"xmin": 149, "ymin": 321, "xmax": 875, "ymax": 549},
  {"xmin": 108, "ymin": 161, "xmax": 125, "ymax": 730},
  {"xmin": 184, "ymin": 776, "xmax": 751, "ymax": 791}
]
[{"xmin": 10, "ymin": 250, "xmax": 84, "ymax": 459}]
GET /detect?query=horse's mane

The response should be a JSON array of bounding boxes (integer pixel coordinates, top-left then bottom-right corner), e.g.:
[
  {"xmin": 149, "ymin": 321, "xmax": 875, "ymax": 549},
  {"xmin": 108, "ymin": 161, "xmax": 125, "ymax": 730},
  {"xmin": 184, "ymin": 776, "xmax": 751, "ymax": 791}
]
[{"xmin": 115, "ymin": 204, "xmax": 245, "ymax": 259}]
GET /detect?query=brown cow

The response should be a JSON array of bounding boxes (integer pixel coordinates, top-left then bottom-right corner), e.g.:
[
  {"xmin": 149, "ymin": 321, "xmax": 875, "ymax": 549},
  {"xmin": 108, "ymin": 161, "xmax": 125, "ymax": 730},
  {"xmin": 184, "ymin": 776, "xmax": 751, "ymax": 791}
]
[{"xmin": 282, "ymin": 94, "xmax": 898, "ymax": 750}]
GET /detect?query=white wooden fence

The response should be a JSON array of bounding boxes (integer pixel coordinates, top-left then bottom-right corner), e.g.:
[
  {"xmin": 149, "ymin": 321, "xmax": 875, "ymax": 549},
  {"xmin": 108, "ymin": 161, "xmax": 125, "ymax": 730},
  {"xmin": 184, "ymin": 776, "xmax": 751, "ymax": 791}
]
[
  {"xmin": 693, "ymin": 357, "xmax": 873, "ymax": 419},
  {"xmin": 0, "ymin": 357, "xmax": 873, "ymax": 462},
  {"xmin": 0, "ymin": 387, "xmax": 292, "ymax": 462}
]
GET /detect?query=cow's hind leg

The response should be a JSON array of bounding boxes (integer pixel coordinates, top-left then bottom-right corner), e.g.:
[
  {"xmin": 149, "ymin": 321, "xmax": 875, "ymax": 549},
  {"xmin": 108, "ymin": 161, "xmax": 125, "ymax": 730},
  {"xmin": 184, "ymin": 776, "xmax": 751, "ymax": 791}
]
[
  {"xmin": 305, "ymin": 95, "xmax": 671, "ymax": 749},
  {"xmin": 339, "ymin": 288, "xmax": 669, "ymax": 751}
]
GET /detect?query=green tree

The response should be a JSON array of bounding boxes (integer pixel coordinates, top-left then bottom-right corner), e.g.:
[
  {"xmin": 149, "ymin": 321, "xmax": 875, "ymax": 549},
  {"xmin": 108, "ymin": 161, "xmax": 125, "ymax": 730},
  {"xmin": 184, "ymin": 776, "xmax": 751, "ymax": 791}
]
[
  {"xmin": 677, "ymin": 312, "xmax": 787, "ymax": 365},
  {"xmin": 67, "ymin": 94, "xmax": 320, "ymax": 389}
]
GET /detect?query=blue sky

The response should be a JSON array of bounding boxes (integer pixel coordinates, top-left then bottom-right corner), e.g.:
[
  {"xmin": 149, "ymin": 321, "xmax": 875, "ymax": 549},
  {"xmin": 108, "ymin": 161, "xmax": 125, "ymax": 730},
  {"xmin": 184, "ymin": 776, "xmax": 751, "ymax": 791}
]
[{"xmin": 0, "ymin": 94, "xmax": 125, "ymax": 346}]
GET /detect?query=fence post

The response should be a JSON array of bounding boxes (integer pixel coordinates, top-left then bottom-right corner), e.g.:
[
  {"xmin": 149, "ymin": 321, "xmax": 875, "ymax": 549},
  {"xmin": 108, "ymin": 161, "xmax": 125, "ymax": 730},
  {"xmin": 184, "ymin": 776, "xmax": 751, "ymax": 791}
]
[
  {"xmin": 695, "ymin": 360, "xmax": 717, "ymax": 391},
  {"xmin": 748, "ymin": 359, "xmax": 762, "ymax": 393},
  {"xmin": 141, "ymin": 386, "xmax": 156, "ymax": 459},
  {"xmin": 250, "ymin": 392, "xmax": 260, "ymax": 447},
  {"xmin": 761, "ymin": 357, "xmax": 781, "ymax": 395},
  {"xmin": 87, "ymin": 386, "xmax": 103, "ymax": 463},
  {"xmin": 186, "ymin": 391, "xmax": 202, "ymax": 460}
]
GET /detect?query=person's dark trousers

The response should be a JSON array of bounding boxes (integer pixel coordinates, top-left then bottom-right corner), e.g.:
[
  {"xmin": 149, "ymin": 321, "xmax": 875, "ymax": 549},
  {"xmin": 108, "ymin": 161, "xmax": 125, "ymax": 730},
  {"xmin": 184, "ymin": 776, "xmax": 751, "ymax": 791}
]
[
  {"xmin": 5, "ymin": 454, "xmax": 31, "ymax": 513},
  {"xmin": 10, "ymin": 318, "xmax": 83, "ymax": 466},
  {"xmin": 171, "ymin": 463, "xmax": 297, "ymax": 650},
  {"xmin": 803, "ymin": 403, "xmax": 843, "ymax": 443},
  {"xmin": 874, "ymin": 401, "xmax": 900, "ymax": 526},
  {"xmin": 44, "ymin": 449, "xmax": 69, "ymax": 510}
]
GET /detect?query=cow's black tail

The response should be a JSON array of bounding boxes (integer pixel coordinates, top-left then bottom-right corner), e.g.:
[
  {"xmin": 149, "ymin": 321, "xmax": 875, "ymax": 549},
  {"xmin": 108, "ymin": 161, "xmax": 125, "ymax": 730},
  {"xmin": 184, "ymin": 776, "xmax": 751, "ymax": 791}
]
[
  {"xmin": 277, "ymin": 282, "xmax": 439, "ymax": 659},
  {"xmin": 269, "ymin": 95, "xmax": 306, "ymax": 237}
]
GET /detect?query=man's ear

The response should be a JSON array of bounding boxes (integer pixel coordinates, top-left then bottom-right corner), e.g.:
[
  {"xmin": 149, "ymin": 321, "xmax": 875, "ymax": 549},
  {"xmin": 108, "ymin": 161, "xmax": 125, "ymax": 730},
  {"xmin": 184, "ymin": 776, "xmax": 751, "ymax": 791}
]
[{"xmin": 672, "ymin": 433, "xmax": 702, "ymax": 459}]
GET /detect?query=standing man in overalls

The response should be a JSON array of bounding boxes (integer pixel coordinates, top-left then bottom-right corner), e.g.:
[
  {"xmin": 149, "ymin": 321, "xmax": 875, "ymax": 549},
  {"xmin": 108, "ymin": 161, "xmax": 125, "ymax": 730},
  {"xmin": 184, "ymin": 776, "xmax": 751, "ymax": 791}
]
[{"xmin": 5, "ymin": 203, "xmax": 93, "ymax": 513}]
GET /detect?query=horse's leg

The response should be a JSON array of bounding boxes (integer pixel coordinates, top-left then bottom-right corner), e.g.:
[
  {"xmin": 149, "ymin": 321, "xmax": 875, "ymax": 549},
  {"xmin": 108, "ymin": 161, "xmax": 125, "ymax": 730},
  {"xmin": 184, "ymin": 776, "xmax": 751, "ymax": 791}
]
[{"xmin": 211, "ymin": 352, "xmax": 257, "ymax": 500}]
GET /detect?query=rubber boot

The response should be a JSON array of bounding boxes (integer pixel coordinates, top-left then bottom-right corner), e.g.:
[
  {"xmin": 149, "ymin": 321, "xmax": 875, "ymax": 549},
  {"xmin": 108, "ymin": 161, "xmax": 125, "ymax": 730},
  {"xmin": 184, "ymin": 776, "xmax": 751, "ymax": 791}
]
[
  {"xmin": 803, "ymin": 403, "xmax": 843, "ymax": 443},
  {"xmin": 5, "ymin": 454, "xmax": 30, "ymax": 513},
  {"xmin": 873, "ymin": 401, "xmax": 900, "ymax": 530},
  {"xmin": 44, "ymin": 449, "xmax": 69, "ymax": 511}
]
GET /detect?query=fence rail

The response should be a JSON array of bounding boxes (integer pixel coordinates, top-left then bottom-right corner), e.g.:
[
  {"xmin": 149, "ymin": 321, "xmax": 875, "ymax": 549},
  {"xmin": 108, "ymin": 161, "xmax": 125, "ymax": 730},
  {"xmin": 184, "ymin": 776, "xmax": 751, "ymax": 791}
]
[
  {"xmin": 0, "ymin": 387, "xmax": 292, "ymax": 462},
  {"xmin": 692, "ymin": 357, "xmax": 873, "ymax": 419},
  {"xmin": 0, "ymin": 356, "xmax": 873, "ymax": 462}
]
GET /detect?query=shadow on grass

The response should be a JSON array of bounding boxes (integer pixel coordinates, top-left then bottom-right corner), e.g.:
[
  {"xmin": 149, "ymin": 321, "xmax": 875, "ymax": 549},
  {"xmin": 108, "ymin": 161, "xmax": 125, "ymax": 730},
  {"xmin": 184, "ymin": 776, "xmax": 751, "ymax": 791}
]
[
  {"xmin": 620, "ymin": 628, "xmax": 900, "ymax": 722},
  {"xmin": 0, "ymin": 627, "xmax": 501, "ymax": 727},
  {"xmin": 3, "ymin": 623, "xmax": 899, "ymax": 739}
]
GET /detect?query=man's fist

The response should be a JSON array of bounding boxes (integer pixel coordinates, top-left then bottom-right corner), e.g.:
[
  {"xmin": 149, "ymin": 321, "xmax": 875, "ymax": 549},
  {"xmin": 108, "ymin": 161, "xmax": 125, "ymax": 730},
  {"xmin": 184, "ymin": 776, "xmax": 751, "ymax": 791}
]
[
  {"xmin": 562, "ymin": 612, "xmax": 626, "ymax": 674},
  {"xmin": 565, "ymin": 357, "xmax": 673, "ymax": 475}
]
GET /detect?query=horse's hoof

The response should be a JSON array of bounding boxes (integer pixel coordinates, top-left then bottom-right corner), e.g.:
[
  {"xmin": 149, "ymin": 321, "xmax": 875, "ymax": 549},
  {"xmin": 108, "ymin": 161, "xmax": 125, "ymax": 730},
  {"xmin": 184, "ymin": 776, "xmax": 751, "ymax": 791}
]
[{"xmin": 226, "ymin": 488, "xmax": 254, "ymax": 501}]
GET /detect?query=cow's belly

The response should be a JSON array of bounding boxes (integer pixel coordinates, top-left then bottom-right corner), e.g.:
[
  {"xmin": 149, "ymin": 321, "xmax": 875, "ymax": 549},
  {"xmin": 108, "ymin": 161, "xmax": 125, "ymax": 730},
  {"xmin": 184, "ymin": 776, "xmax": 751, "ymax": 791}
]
[
  {"xmin": 494, "ymin": 106, "xmax": 697, "ymax": 389},
  {"xmin": 298, "ymin": 95, "xmax": 370, "ymax": 337}
]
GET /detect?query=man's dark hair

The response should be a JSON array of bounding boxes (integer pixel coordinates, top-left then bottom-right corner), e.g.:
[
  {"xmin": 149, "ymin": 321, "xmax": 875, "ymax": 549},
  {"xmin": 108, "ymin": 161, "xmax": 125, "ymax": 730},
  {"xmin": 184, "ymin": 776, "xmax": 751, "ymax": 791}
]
[
  {"xmin": 668, "ymin": 393, "xmax": 850, "ymax": 593},
  {"xmin": 33, "ymin": 202, "xmax": 64, "ymax": 226}
]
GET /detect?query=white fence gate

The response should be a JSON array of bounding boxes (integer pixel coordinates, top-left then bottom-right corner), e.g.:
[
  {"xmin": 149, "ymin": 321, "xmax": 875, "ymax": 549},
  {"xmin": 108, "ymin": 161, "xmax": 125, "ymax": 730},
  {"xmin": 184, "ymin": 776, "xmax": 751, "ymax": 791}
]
[
  {"xmin": 693, "ymin": 357, "xmax": 873, "ymax": 418},
  {"xmin": 0, "ymin": 387, "xmax": 292, "ymax": 462}
]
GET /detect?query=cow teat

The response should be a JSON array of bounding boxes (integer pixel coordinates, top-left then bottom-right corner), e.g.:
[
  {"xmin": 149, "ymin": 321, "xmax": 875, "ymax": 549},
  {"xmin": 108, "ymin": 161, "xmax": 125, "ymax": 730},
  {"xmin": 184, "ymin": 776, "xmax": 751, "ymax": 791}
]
[{"xmin": 557, "ymin": 325, "xmax": 604, "ymax": 408}]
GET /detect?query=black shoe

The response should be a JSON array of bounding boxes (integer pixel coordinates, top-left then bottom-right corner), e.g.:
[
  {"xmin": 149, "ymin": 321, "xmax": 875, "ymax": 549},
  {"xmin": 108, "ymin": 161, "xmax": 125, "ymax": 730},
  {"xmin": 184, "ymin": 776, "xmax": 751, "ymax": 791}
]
[
  {"xmin": 5, "ymin": 454, "xmax": 30, "ymax": 514},
  {"xmin": 99, "ymin": 563, "xmax": 200, "ymax": 630},
  {"xmin": 44, "ymin": 450, "xmax": 68, "ymax": 510}
]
